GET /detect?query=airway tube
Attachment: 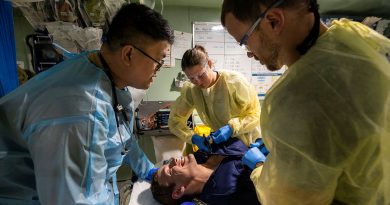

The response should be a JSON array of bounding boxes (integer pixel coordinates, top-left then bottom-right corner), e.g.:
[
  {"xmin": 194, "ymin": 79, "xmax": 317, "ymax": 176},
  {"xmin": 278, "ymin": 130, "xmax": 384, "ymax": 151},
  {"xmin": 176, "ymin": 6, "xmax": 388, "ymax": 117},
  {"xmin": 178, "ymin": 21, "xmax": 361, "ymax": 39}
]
[{"xmin": 0, "ymin": 0, "xmax": 18, "ymax": 97}]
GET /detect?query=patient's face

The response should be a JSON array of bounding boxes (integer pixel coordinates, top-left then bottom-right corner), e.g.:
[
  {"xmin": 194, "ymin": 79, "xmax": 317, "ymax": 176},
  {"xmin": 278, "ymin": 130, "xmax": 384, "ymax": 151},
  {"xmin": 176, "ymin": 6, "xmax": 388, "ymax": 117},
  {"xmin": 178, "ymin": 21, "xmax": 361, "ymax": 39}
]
[{"xmin": 156, "ymin": 154, "xmax": 198, "ymax": 187}]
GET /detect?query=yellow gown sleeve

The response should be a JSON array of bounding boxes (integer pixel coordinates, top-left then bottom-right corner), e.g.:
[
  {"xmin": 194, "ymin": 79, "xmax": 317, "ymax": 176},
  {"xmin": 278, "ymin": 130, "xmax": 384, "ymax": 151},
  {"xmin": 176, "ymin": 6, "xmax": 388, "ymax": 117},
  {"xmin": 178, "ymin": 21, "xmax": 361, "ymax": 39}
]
[
  {"xmin": 250, "ymin": 165, "xmax": 263, "ymax": 203},
  {"xmin": 168, "ymin": 83, "xmax": 195, "ymax": 143},
  {"xmin": 227, "ymin": 75, "xmax": 261, "ymax": 143}
]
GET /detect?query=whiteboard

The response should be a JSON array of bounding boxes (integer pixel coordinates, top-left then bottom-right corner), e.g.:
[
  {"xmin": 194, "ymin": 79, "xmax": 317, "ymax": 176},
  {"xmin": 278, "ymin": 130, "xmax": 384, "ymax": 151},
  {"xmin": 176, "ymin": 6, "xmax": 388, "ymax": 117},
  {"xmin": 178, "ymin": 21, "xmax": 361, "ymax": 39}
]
[
  {"xmin": 172, "ymin": 30, "xmax": 192, "ymax": 59},
  {"xmin": 193, "ymin": 22, "xmax": 286, "ymax": 99}
]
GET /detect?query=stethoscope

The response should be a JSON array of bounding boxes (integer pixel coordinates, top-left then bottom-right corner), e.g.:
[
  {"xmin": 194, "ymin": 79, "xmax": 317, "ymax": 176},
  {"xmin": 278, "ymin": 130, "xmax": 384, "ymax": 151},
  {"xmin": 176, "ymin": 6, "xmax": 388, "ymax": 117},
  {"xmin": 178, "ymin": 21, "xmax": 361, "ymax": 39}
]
[{"xmin": 98, "ymin": 52, "xmax": 129, "ymax": 155}]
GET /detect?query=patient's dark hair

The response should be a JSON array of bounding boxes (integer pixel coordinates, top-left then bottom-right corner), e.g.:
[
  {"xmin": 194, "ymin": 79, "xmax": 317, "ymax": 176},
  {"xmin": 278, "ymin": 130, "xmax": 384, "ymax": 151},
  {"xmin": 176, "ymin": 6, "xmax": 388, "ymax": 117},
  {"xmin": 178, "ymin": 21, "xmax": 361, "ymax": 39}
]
[
  {"xmin": 150, "ymin": 173, "xmax": 198, "ymax": 205},
  {"xmin": 150, "ymin": 173, "xmax": 182, "ymax": 205}
]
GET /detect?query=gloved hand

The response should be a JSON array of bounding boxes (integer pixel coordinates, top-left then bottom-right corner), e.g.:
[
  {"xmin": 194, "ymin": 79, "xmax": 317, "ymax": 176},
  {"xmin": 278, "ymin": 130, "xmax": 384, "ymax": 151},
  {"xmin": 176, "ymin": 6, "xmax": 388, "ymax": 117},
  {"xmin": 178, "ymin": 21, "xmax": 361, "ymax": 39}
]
[
  {"xmin": 242, "ymin": 147, "xmax": 266, "ymax": 170},
  {"xmin": 210, "ymin": 125, "xmax": 233, "ymax": 144},
  {"xmin": 191, "ymin": 134, "xmax": 211, "ymax": 152},
  {"xmin": 145, "ymin": 167, "xmax": 158, "ymax": 181},
  {"xmin": 250, "ymin": 138, "xmax": 269, "ymax": 156}
]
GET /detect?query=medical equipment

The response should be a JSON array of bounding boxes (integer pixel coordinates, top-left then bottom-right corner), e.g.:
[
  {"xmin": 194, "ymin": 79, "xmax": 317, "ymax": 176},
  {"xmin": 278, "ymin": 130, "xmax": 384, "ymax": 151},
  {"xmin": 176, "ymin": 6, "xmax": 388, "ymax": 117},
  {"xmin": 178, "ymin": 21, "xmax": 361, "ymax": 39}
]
[
  {"xmin": 174, "ymin": 71, "xmax": 187, "ymax": 88},
  {"xmin": 194, "ymin": 124, "xmax": 211, "ymax": 136},
  {"xmin": 98, "ymin": 52, "xmax": 129, "ymax": 155},
  {"xmin": 192, "ymin": 125, "xmax": 212, "ymax": 152},
  {"xmin": 55, "ymin": 0, "xmax": 77, "ymax": 22},
  {"xmin": 161, "ymin": 156, "xmax": 184, "ymax": 166},
  {"xmin": 25, "ymin": 34, "xmax": 64, "ymax": 73},
  {"xmin": 191, "ymin": 134, "xmax": 212, "ymax": 153},
  {"xmin": 155, "ymin": 109, "xmax": 170, "ymax": 129}
]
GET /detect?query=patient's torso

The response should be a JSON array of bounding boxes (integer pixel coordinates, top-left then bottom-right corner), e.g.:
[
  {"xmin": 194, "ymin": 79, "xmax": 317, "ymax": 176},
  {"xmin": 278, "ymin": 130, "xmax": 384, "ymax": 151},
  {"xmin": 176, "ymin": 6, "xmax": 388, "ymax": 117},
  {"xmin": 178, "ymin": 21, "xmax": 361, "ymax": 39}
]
[{"xmin": 196, "ymin": 138, "xmax": 260, "ymax": 205}]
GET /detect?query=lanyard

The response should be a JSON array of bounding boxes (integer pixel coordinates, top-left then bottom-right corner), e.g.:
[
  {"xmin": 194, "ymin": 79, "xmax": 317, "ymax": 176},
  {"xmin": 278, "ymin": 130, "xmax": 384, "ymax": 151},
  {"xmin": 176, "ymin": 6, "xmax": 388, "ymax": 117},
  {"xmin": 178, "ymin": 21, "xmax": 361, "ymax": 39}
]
[{"xmin": 98, "ymin": 52, "xmax": 129, "ymax": 155}]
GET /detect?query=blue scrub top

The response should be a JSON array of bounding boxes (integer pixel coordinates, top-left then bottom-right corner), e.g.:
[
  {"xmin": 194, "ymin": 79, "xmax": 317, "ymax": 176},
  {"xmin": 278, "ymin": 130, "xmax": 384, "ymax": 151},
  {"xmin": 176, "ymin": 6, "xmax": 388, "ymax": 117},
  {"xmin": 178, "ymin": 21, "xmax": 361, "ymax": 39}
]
[{"xmin": 196, "ymin": 138, "xmax": 260, "ymax": 205}]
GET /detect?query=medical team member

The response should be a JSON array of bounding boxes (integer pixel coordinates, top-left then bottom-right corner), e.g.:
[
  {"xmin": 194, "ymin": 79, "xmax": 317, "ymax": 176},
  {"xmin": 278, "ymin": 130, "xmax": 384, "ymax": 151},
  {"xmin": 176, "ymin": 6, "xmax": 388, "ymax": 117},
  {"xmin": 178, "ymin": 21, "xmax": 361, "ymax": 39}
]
[
  {"xmin": 0, "ymin": 3, "xmax": 173, "ymax": 204},
  {"xmin": 168, "ymin": 45, "xmax": 261, "ymax": 150},
  {"xmin": 221, "ymin": 0, "xmax": 390, "ymax": 204}
]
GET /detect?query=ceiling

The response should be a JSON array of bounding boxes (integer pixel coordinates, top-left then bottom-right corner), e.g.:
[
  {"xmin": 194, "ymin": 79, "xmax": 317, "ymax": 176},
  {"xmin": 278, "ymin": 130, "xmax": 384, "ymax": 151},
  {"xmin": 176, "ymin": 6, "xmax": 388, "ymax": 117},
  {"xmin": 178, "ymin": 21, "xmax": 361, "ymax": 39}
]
[
  {"xmin": 155, "ymin": 0, "xmax": 223, "ymax": 8},
  {"xmin": 150, "ymin": 0, "xmax": 390, "ymax": 18}
]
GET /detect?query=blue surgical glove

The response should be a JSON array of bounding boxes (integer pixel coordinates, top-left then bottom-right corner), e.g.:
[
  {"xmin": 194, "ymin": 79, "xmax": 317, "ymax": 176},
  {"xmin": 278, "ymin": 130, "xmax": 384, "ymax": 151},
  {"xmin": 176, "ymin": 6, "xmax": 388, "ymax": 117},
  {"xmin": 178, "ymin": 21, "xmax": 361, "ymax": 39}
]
[
  {"xmin": 250, "ymin": 138, "xmax": 269, "ymax": 156},
  {"xmin": 145, "ymin": 167, "xmax": 158, "ymax": 181},
  {"xmin": 211, "ymin": 125, "xmax": 233, "ymax": 144},
  {"xmin": 191, "ymin": 134, "xmax": 211, "ymax": 152},
  {"xmin": 242, "ymin": 147, "xmax": 266, "ymax": 170}
]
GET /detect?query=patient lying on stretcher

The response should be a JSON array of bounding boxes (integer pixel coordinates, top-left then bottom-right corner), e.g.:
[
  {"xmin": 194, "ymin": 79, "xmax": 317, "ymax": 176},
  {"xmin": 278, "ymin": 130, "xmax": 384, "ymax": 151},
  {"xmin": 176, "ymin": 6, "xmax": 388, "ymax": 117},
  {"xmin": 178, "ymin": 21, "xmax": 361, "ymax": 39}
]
[{"xmin": 150, "ymin": 138, "xmax": 260, "ymax": 205}]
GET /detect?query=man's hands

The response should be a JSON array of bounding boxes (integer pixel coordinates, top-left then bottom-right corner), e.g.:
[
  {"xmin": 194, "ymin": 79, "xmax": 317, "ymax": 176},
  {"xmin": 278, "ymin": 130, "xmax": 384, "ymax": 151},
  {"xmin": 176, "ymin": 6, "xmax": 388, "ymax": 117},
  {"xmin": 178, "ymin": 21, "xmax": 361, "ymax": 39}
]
[
  {"xmin": 191, "ymin": 134, "xmax": 211, "ymax": 152},
  {"xmin": 250, "ymin": 138, "xmax": 269, "ymax": 156},
  {"xmin": 210, "ymin": 125, "xmax": 233, "ymax": 144},
  {"xmin": 242, "ymin": 138, "xmax": 269, "ymax": 170}
]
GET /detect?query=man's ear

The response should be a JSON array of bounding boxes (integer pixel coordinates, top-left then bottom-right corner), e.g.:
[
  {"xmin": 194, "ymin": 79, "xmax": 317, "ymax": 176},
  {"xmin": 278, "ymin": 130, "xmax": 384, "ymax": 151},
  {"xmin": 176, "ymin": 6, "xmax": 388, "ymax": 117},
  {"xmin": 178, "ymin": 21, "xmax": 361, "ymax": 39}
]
[
  {"xmin": 121, "ymin": 45, "xmax": 133, "ymax": 66},
  {"xmin": 207, "ymin": 59, "xmax": 213, "ymax": 68},
  {"xmin": 264, "ymin": 8, "xmax": 285, "ymax": 34},
  {"xmin": 172, "ymin": 185, "xmax": 185, "ymax": 200}
]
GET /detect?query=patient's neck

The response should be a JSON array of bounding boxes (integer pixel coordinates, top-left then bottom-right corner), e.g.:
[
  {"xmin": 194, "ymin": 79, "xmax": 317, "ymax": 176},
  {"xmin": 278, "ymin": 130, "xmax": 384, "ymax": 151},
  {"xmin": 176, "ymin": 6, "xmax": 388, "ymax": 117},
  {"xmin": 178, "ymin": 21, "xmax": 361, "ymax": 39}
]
[
  {"xmin": 203, "ymin": 155, "xmax": 225, "ymax": 170},
  {"xmin": 186, "ymin": 155, "xmax": 225, "ymax": 194}
]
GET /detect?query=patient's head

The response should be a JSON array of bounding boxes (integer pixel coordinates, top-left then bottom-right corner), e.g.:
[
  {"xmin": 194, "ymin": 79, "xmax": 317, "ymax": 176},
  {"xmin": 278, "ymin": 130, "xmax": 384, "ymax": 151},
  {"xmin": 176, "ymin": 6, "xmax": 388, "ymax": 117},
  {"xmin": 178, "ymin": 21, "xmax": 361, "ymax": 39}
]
[{"xmin": 151, "ymin": 154, "xmax": 203, "ymax": 205}]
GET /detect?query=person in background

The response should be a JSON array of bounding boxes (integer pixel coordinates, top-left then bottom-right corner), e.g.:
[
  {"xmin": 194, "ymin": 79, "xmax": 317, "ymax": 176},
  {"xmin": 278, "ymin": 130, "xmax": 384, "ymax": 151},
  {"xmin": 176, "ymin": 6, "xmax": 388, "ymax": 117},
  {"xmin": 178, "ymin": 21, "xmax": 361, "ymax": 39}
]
[
  {"xmin": 221, "ymin": 0, "xmax": 390, "ymax": 204},
  {"xmin": 0, "ymin": 3, "xmax": 174, "ymax": 205},
  {"xmin": 169, "ymin": 45, "xmax": 261, "ymax": 151},
  {"xmin": 151, "ymin": 138, "xmax": 260, "ymax": 205}
]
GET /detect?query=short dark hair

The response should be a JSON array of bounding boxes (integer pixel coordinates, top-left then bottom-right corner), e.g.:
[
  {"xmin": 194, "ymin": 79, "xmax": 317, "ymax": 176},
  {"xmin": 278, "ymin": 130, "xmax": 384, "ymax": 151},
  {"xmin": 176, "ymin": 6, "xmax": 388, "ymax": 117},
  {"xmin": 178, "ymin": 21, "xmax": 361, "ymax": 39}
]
[
  {"xmin": 181, "ymin": 45, "xmax": 209, "ymax": 71},
  {"xmin": 105, "ymin": 3, "xmax": 174, "ymax": 50},
  {"xmin": 221, "ymin": 0, "xmax": 310, "ymax": 26},
  {"xmin": 150, "ymin": 173, "xmax": 199, "ymax": 205},
  {"xmin": 150, "ymin": 173, "xmax": 181, "ymax": 205}
]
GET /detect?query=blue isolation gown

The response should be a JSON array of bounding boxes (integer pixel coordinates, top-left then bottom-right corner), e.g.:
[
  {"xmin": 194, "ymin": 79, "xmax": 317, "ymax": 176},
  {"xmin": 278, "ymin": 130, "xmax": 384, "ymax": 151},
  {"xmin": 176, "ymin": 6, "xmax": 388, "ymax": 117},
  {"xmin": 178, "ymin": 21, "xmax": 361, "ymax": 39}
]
[{"xmin": 0, "ymin": 52, "xmax": 153, "ymax": 205}]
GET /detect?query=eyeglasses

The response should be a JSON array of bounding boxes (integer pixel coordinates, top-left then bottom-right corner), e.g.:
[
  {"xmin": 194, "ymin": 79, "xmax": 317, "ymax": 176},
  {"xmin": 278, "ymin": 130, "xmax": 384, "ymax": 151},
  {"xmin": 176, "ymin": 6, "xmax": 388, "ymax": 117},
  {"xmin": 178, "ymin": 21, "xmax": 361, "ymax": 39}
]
[
  {"xmin": 239, "ymin": 0, "xmax": 285, "ymax": 47},
  {"xmin": 187, "ymin": 63, "xmax": 209, "ymax": 82},
  {"xmin": 188, "ymin": 69, "xmax": 207, "ymax": 82},
  {"xmin": 120, "ymin": 43, "xmax": 164, "ymax": 72}
]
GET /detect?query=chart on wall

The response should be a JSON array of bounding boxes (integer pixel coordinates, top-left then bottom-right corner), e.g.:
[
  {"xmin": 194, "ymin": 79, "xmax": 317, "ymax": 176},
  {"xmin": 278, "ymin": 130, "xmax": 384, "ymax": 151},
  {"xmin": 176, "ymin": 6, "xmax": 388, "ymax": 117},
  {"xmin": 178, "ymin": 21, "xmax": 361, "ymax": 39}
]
[{"xmin": 193, "ymin": 22, "xmax": 286, "ymax": 99}]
